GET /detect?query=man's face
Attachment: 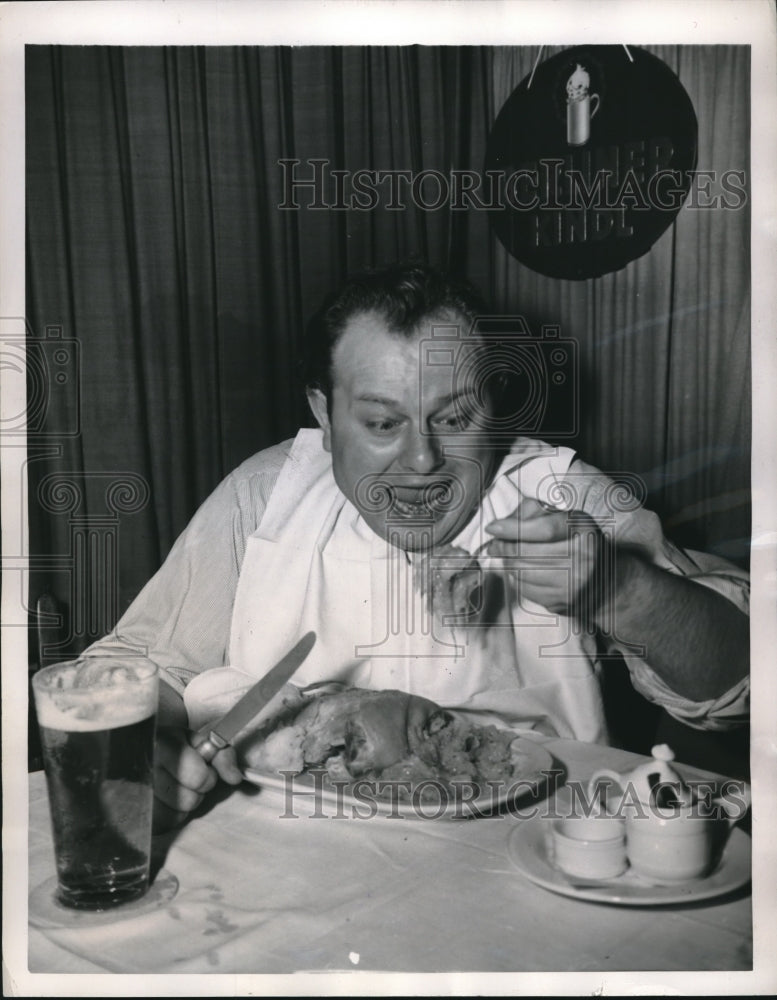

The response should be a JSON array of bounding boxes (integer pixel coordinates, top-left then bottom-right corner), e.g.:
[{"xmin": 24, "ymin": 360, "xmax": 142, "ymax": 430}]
[{"xmin": 309, "ymin": 310, "xmax": 499, "ymax": 550}]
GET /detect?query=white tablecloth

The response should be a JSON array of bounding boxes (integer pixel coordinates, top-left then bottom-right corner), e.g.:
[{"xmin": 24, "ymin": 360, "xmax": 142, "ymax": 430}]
[{"xmin": 26, "ymin": 739, "xmax": 752, "ymax": 977}]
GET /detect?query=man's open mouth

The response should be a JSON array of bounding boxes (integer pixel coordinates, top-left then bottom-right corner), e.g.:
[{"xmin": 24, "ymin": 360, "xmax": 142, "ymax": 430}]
[
  {"xmin": 392, "ymin": 496, "xmax": 435, "ymax": 517},
  {"xmin": 389, "ymin": 482, "xmax": 453, "ymax": 518}
]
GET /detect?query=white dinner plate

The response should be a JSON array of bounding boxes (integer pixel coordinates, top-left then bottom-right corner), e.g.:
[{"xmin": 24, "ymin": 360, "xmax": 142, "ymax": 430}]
[
  {"xmin": 507, "ymin": 815, "xmax": 751, "ymax": 905},
  {"xmin": 242, "ymin": 735, "xmax": 555, "ymax": 820}
]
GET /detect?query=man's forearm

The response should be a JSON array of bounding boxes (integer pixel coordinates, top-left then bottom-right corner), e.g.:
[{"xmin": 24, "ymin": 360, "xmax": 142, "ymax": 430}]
[{"xmin": 594, "ymin": 548, "xmax": 749, "ymax": 702}]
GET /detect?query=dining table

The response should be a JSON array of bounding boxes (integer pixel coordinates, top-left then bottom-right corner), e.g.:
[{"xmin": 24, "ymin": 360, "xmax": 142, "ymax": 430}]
[{"xmin": 21, "ymin": 734, "xmax": 758, "ymax": 992}]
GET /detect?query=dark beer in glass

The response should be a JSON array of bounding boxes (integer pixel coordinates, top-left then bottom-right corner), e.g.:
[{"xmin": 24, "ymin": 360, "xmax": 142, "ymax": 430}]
[{"xmin": 32, "ymin": 657, "xmax": 158, "ymax": 910}]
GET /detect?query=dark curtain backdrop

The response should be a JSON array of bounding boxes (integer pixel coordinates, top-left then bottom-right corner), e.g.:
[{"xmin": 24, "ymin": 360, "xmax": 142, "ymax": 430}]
[{"xmin": 25, "ymin": 44, "xmax": 750, "ymax": 664}]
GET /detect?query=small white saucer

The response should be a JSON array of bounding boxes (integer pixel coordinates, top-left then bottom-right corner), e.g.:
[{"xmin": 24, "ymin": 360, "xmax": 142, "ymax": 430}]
[{"xmin": 508, "ymin": 816, "xmax": 751, "ymax": 906}]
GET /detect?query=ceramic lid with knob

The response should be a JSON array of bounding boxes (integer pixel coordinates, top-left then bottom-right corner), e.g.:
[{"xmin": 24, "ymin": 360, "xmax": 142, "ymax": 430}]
[
  {"xmin": 588, "ymin": 744, "xmax": 694, "ymax": 810},
  {"xmin": 624, "ymin": 744, "xmax": 693, "ymax": 807}
]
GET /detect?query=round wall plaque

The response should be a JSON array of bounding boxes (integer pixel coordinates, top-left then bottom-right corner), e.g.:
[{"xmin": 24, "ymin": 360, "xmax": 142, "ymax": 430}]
[{"xmin": 484, "ymin": 46, "xmax": 698, "ymax": 279}]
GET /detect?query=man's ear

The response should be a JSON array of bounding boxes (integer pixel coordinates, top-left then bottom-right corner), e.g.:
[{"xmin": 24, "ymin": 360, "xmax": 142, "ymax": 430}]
[{"xmin": 306, "ymin": 387, "xmax": 332, "ymax": 452}]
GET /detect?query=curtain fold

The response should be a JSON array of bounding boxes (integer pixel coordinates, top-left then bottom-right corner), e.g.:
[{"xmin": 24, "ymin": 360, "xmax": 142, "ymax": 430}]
[{"xmin": 25, "ymin": 44, "xmax": 750, "ymax": 660}]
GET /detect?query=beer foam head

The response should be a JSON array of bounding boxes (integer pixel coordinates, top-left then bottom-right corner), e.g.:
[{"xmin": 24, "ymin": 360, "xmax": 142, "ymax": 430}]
[
  {"xmin": 33, "ymin": 658, "xmax": 158, "ymax": 731},
  {"xmin": 566, "ymin": 64, "xmax": 590, "ymax": 100}
]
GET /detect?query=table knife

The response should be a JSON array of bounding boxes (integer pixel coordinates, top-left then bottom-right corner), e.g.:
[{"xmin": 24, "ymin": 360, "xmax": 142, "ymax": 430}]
[{"xmin": 194, "ymin": 631, "xmax": 316, "ymax": 762}]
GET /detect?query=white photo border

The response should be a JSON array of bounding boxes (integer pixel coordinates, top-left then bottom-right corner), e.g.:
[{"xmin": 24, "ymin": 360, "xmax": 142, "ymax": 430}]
[{"xmin": 2, "ymin": 2, "xmax": 776, "ymax": 996}]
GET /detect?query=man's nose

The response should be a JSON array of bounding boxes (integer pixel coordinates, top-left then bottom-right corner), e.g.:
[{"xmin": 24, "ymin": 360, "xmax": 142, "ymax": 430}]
[{"xmin": 399, "ymin": 427, "xmax": 443, "ymax": 473}]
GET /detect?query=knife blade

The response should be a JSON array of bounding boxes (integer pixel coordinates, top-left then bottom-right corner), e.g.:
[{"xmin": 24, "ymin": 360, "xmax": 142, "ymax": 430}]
[{"xmin": 194, "ymin": 631, "xmax": 316, "ymax": 763}]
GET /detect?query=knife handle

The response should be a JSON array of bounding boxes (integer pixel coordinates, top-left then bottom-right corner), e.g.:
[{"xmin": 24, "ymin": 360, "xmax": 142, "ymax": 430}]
[{"xmin": 194, "ymin": 730, "xmax": 229, "ymax": 764}]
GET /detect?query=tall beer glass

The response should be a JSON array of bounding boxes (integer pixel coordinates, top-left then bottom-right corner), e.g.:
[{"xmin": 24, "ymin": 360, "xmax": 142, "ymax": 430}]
[{"xmin": 32, "ymin": 656, "xmax": 159, "ymax": 910}]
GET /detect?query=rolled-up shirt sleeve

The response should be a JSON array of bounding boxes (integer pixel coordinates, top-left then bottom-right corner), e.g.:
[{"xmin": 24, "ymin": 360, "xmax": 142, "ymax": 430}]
[
  {"xmin": 86, "ymin": 442, "xmax": 289, "ymax": 694},
  {"xmin": 566, "ymin": 457, "xmax": 750, "ymax": 731},
  {"xmin": 622, "ymin": 546, "xmax": 750, "ymax": 730}
]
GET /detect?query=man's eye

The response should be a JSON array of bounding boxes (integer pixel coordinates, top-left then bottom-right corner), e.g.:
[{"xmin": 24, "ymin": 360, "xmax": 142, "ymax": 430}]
[
  {"xmin": 433, "ymin": 411, "xmax": 472, "ymax": 432},
  {"xmin": 365, "ymin": 418, "xmax": 401, "ymax": 434}
]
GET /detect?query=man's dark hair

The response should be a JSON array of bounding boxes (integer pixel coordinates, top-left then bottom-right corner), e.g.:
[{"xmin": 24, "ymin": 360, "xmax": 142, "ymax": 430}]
[{"xmin": 303, "ymin": 260, "xmax": 488, "ymax": 399}]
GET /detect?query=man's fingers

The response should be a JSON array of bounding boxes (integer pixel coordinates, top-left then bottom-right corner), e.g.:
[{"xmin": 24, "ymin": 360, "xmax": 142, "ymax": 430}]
[
  {"xmin": 211, "ymin": 746, "xmax": 244, "ymax": 786},
  {"xmin": 191, "ymin": 726, "xmax": 244, "ymax": 786},
  {"xmin": 154, "ymin": 726, "xmax": 218, "ymax": 817},
  {"xmin": 152, "ymin": 798, "xmax": 189, "ymax": 834},
  {"xmin": 485, "ymin": 537, "xmax": 572, "ymax": 566},
  {"xmin": 155, "ymin": 729, "xmax": 219, "ymax": 795},
  {"xmin": 486, "ymin": 500, "xmax": 600, "ymax": 546},
  {"xmin": 153, "ymin": 763, "xmax": 207, "ymax": 814},
  {"xmin": 151, "ymin": 726, "xmax": 242, "ymax": 831},
  {"xmin": 486, "ymin": 503, "xmax": 565, "ymax": 542},
  {"xmin": 485, "ymin": 500, "xmax": 605, "ymax": 616}
]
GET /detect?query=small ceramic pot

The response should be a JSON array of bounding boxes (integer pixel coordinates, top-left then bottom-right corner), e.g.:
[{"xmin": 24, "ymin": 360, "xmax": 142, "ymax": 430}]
[
  {"xmin": 549, "ymin": 819, "xmax": 627, "ymax": 880},
  {"xmin": 624, "ymin": 807, "xmax": 718, "ymax": 883}
]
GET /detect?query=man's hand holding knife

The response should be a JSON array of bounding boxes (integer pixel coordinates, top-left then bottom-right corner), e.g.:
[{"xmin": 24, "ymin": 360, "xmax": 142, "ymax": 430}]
[{"xmin": 152, "ymin": 632, "xmax": 316, "ymax": 831}]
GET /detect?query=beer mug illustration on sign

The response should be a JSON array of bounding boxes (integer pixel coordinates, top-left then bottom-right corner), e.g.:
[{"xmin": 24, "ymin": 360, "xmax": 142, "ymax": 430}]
[{"xmin": 566, "ymin": 64, "xmax": 600, "ymax": 146}]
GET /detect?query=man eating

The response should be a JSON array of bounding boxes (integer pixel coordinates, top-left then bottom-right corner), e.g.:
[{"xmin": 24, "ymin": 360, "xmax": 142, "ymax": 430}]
[{"xmin": 91, "ymin": 262, "xmax": 749, "ymax": 829}]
